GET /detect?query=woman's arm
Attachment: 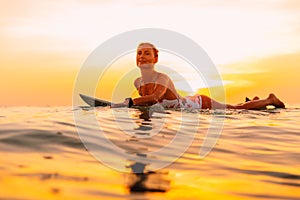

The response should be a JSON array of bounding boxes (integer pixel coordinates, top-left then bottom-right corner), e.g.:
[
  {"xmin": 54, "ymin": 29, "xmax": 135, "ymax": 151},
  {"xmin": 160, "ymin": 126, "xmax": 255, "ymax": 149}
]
[
  {"xmin": 133, "ymin": 75, "xmax": 170, "ymax": 106},
  {"xmin": 133, "ymin": 84, "xmax": 168, "ymax": 106},
  {"xmin": 111, "ymin": 74, "xmax": 175, "ymax": 107}
]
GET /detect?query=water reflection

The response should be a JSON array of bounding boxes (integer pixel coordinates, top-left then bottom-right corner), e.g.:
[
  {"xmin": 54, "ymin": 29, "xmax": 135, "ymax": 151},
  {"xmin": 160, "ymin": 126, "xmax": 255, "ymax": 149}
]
[
  {"xmin": 134, "ymin": 108, "xmax": 152, "ymax": 134},
  {"xmin": 132, "ymin": 106, "xmax": 169, "ymax": 138},
  {"xmin": 125, "ymin": 153, "xmax": 170, "ymax": 193},
  {"xmin": 125, "ymin": 108, "xmax": 170, "ymax": 193}
]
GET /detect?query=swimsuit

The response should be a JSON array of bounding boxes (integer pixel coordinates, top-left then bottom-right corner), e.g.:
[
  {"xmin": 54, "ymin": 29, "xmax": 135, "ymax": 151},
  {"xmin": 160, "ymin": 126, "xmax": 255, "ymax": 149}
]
[
  {"xmin": 159, "ymin": 95, "xmax": 203, "ymax": 109},
  {"xmin": 138, "ymin": 76, "xmax": 203, "ymax": 109},
  {"xmin": 184, "ymin": 95, "xmax": 203, "ymax": 109}
]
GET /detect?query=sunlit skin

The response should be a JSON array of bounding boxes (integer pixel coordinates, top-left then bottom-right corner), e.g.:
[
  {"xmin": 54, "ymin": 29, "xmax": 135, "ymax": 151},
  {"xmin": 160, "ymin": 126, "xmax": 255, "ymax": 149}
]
[
  {"xmin": 133, "ymin": 44, "xmax": 183, "ymax": 106},
  {"xmin": 113, "ymin": 43, "xmax": 285, "ymax": 110}
]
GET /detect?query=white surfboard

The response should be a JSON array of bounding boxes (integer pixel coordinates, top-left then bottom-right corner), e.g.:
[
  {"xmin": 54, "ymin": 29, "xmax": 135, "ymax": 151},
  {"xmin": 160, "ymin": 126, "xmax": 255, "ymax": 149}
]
[{"xmin": 79, "ymin": 94, "xmax": 112, "ymax": 107}]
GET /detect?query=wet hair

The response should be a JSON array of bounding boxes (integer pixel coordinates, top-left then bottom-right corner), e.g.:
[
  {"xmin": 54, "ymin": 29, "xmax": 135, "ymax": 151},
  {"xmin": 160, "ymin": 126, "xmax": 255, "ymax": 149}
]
[{"xmin": 137, "ymin": 42, "xmax": 159, "ymax": 57}]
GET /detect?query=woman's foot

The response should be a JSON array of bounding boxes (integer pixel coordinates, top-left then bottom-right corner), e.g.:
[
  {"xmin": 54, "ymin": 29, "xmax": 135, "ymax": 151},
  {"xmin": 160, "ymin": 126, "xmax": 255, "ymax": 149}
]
[
  {"xmin": 245, "ymin": 96, "xmax": 260, "ymax": 102},
  {"xmin": 253, "ymin": 96, "xmax": 259, "ymax": 100},
  {"xmin": 268, "ymin": 93, "xmax": 285, "ymax": 108}
]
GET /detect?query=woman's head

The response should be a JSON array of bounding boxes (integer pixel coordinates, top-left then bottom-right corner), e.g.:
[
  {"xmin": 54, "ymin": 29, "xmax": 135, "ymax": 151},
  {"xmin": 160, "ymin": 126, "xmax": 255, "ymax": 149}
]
[
  {"xmin": 136, "ymin": 42, "xmax": 159, "ymax": 67},
  {"xmin": 137, "ymin": 42, "xmax": 159, "ymax": 57}
]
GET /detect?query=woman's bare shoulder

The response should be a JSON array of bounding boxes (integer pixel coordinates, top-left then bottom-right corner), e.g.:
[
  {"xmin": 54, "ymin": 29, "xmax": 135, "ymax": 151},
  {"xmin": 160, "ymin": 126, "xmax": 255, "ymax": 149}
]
[
  {"xmin": 157, "ymin": 72, "xmax": 170, "ymax": 80},
  {"xmin": 134, "ymin": 77, "xmax": 142, "ymax": 88},
  {"xmin": 156, "ymin": 72, "xmax": 172, "ymax": 83}
]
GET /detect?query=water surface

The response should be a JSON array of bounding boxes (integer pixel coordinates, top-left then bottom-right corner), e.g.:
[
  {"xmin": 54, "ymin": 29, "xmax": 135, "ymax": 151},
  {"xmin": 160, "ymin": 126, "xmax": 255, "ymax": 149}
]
[{"xmin": 0, "ymin": 106, "xmax": 299, "ymax": 200}]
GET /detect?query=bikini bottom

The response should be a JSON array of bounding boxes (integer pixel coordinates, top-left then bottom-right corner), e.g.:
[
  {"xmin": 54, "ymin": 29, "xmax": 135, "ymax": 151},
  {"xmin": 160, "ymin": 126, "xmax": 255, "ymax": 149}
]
[{"xmin": 159, "ymin": 95, "xmax": 202, "ymax": 109}]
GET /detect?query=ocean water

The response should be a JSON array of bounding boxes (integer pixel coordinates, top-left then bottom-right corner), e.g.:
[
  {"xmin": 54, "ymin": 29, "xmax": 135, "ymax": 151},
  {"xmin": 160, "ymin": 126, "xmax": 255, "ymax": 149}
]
[{"xmin": 0, "ymin": 106, "xmax": 300, "ymax": 200}]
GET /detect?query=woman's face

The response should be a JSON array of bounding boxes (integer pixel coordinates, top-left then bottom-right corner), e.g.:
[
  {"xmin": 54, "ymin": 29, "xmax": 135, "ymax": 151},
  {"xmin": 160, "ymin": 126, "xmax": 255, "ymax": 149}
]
[{"xmin": 136, "ymin": 44, "xmax": 158, "ymax": 67}]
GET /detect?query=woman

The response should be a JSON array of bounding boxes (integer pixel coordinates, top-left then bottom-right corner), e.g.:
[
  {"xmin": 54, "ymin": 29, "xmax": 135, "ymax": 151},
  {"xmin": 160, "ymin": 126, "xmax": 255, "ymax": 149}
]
[{"xmin": 117, "ymin": 42, "xmax": 285, "ymax": 110}]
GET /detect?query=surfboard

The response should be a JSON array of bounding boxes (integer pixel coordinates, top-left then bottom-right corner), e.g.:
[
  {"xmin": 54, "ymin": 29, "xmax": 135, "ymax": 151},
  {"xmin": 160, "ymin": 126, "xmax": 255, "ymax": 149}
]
[
  {"xmin": 79, "ymin": 94, "xmax": 112, "ymax": 107},
  {"xmin": 79, "ymin": 94, "xmax": 168, "ymax": 112}
]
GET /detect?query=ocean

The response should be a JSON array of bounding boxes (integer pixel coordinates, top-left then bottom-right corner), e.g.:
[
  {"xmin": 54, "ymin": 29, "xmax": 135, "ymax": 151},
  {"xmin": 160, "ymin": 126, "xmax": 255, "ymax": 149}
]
[{"xmin": 0, "ymin": 106, "xmax": 299, "ymax": 200}]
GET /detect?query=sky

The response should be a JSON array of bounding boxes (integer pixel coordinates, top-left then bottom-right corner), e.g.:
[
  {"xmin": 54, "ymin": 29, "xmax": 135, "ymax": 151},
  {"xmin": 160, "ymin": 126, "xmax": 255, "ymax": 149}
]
[{"xmin": 1, "ymin": 0, "xmax": 300, "ymax": 106}]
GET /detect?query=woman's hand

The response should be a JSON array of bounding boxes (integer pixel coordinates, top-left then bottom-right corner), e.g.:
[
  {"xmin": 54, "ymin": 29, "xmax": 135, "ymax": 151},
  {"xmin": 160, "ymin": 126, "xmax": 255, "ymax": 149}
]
[{"xmin": 110, "ymin": 98, "xmax": 133, "ymax": 108}]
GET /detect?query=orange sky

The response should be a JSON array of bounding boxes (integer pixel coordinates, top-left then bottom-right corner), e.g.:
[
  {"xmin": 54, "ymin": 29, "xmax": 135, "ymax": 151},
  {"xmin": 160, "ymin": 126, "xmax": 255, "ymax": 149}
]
[
  {"xmin": 1, "ymin": 1, "xmax": 300, "ymax": 107},
  {"xmin": 221, "ymin": 52, "xmax": 300, "ymax": 105}
]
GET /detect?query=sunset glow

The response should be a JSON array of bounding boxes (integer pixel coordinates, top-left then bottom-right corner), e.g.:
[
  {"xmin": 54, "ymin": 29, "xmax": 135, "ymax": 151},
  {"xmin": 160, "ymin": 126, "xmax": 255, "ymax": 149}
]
[{"xmin": 1, "ymin": 0, "xmax": 300, "ymax": 106}]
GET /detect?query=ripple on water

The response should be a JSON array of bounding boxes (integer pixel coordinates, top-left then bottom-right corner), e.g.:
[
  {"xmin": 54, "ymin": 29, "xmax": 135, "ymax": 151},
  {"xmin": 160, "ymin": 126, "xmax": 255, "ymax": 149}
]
[{"xmin": 0, "ymin": 106, "xmax": 299, "ymax": 199}]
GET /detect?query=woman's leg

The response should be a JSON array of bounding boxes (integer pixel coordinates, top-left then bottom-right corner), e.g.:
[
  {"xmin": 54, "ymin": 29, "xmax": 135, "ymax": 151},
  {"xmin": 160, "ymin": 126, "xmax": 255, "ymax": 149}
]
[
  {"xmin": 200, "ymin": 95, "xmax": 228, "ymax": 109},
  {"xmin": 235, "ymin": 93, "xmax": 284, "ymax": 109},
  {"xmin": 201, "ymin": 93, "xmax": 285, "ymax": 110}
]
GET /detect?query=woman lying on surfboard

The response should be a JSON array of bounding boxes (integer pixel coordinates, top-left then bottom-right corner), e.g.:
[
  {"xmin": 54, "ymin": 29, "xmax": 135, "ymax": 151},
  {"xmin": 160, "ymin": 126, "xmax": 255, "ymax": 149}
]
[{"xmin": 114, "ymin": 42, "xmax": 285, "ymax": 110}]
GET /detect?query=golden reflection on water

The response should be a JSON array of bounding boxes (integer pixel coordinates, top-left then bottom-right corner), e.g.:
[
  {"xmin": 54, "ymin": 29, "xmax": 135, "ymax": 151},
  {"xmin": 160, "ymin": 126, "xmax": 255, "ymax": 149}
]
[
  {"xmin": 0, "ymin": 107, "xmax": 300, "ymax": 200},
  {"xmin": 0, "ymin": 151, "xmax": 125, "ymax": 200}
]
